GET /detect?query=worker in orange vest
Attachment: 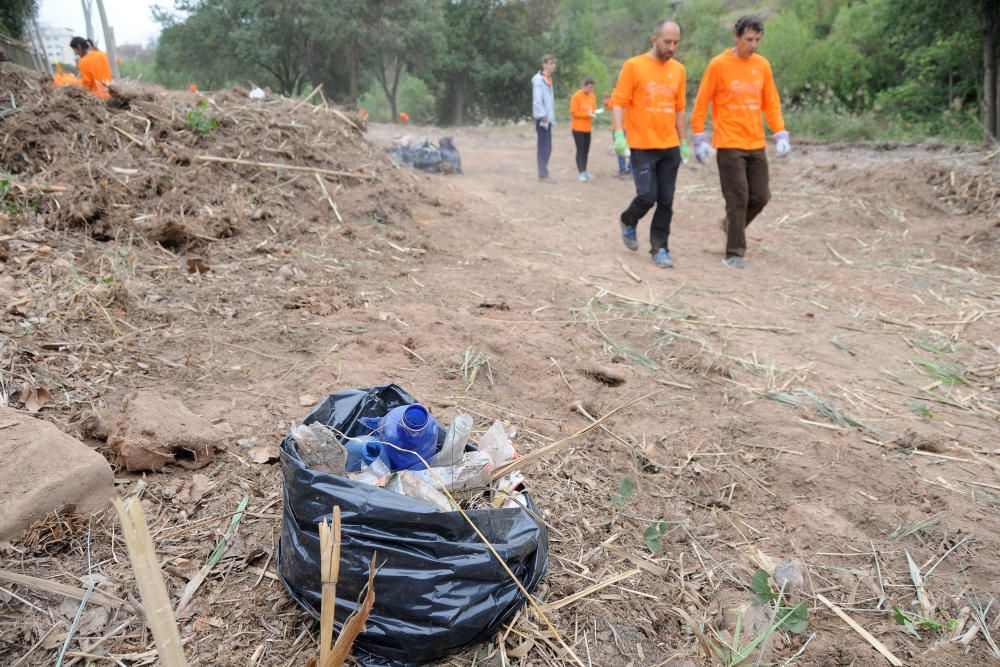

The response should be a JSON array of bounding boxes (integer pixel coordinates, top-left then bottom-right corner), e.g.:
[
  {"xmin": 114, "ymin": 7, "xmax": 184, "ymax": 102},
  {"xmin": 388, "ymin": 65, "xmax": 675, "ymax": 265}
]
[{"xmin": 70, "ymin": 37, "xmax": 112, "ymax": 100}]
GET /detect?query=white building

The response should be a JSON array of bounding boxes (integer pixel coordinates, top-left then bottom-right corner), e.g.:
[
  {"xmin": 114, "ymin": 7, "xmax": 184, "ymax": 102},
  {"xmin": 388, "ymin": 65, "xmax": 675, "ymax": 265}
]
[{"xmin": 38, "ymin": 24, "xmax": 77, "ymax": 67}]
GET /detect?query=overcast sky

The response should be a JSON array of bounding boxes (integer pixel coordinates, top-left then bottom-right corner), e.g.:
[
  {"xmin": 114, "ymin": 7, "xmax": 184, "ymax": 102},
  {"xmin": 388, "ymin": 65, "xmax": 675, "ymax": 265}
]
[{"xmin": 38, "ymin": 0, "xmax": 177, "ymax": 46}]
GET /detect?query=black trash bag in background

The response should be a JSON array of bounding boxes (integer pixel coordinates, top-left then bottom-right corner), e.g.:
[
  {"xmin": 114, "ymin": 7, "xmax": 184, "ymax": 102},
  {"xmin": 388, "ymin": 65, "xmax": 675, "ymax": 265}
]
[
  {"xmin": 391, "ymin": 138, "xmax": 463, "ymax": 174},
  {"xmin": 277, "ymin": 384, "xmax": 549, "ymax": 667},
  {"xmin": 438, "ymin": 137, "xmax": 463, "ymax": 174}
]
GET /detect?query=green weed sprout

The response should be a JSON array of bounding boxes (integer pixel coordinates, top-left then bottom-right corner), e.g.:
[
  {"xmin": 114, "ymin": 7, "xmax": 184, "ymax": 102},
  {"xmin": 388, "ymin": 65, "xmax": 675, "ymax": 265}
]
[{"xmin": 186, "ymin": 99, "xmax": 218, "ymax": 136}]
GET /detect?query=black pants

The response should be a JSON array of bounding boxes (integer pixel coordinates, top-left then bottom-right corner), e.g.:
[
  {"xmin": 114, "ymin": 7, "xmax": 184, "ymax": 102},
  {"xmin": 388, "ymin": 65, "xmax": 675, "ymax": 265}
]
[
  {"xmin": 620, "ymin": 147, "xmax": 681, "ymax": 254},
  {"xmin": 572, "ymin": 130, "xmax": 591, "ymax": 173},
  {"xmin": 717, "ymin": 148, "xmax": 770, "ymax": 258}
]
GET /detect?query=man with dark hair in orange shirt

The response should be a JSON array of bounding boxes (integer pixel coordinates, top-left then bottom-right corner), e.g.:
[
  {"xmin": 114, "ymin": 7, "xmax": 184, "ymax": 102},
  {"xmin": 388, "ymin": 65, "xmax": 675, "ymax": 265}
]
[
  {"xmin": 610, "ymin": 20, "xmax": 687, "ymax": 269},
  {"xmin": 70, "ymin": 36, "xmax": 112, "ymax": 100},
  {"xmin": 691, "ymin": 14, "xmax": 790, "ymax": 269}
]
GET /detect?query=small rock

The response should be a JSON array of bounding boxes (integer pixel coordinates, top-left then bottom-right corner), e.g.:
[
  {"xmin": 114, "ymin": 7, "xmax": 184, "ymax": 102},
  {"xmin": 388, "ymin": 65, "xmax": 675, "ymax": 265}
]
[
  {"xmin": 0, "ymin": 407, "xmax": 113, "ymax": 541},
  {"xmin": 774, "ymin": 558, "xmax": 807, "ymax": 592},
  {"xmin": 106, "ymin": 390, "xmax": 227, "ymax": 472},
  {"xmin": 79, "ymin": 409, "xmax": 110, "ymax": 441}
]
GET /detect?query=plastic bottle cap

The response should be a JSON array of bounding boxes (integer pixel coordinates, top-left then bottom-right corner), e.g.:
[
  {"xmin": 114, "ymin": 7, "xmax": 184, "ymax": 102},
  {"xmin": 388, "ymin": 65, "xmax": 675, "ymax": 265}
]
[
  {"xmin": 402, "ymin": 404, "xmax": 429, "ymax": 430},
  {"xmin": 364, "ymin": 440, "xmax": 382, "ymax": 460}
]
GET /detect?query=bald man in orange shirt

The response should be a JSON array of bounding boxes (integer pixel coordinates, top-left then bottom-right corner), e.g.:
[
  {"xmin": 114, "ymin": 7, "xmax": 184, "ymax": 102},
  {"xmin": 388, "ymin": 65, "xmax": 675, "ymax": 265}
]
[
  {"xmin": 691, "ymin": 15, "xmax": 790, "ymax": 269},
  {"xmin": 610, "ymin": 20, "xmax": 687, "ymax": 269}
]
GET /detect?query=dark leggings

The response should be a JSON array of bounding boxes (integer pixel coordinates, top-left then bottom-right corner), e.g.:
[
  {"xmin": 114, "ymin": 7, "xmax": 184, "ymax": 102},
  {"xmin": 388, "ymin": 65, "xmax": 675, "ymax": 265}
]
[
  {"xmin": 572, "ymin": 130, "xmax": 591, "ymax": 173},
  {"xmin": 620, "ymin": 147, "xmax": 682, "ymax": 254}
]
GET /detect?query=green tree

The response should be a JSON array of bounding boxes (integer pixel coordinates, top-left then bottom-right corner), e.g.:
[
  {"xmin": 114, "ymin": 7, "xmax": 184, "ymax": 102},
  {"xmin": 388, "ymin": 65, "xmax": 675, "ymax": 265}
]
[
  {"xmin": 884, "ymin": 0, "xmax": 999, "ymax": 138},
  {"xmin": 156, "ymin": 0, "xmax": 318, "ymax": 95},
  {"xmin": 433, "ymin": 0, "xmax": 558, "ymax": 125},
  {"xmin": 358, "ymin": 0, "xmax": 445, "ymax": 122},
  {"xmin": 0, "ymin": 0, "xmax": 37, "ymax": 40}
]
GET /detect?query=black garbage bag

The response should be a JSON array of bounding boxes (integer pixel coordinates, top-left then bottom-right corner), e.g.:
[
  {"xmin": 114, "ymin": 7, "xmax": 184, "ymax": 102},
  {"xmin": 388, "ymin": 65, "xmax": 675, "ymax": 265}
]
[
  {"xmin": 391, "ymin": 138, "xmax": 463, "ymax": 174},
  {"xmin": 438, "ymin": 137, "xmax": 463, "ymax": 174},
  {"xmin": 277, "ymin": 384, "xmax": 548, "ymax": 667}
]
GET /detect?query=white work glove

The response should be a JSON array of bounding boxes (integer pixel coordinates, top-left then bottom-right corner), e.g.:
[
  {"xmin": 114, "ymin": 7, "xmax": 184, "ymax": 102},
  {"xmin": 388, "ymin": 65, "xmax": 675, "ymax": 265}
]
[
  {"xmin": 692, "ymin": 133, "xmax": 715, "ymax": 164},
  {"xmin": 774, "ymin": 131, "xmax": 790, "ymax": 158},
  {"xmin": 538, "ymin": 119, "xmax": 550, "ymax": 130}
]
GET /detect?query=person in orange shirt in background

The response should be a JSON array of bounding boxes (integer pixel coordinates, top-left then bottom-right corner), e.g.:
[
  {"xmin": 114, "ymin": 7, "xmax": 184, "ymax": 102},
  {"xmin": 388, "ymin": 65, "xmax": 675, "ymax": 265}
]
[
  {"xmin": 610, "ymin": 20, "xmax": 688, "ymax": 269},
  {"xmin": 691, "ymin": 14, "xmax": 790, "ymax": 269},
  {"xmin": 52, "ymin": 64, "xmax": 80, "ymax": 87},
  {"xmin": 569, "ymin": 76, "xmax": 598, "ymax": 182},
  {"xmin": 70, "ymin": 37, "xmax": 112, "ymax": 100}
]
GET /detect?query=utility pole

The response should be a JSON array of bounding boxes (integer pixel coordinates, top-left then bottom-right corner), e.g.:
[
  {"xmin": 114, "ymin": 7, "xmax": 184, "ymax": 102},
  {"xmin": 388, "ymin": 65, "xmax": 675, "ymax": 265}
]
[
  {"xmin": 28, "ymin": 18, "xmax": 52, "ymax": 74},
  {"xmin": 93, "ymin": 0, "xmax": 121, "ymax": 78},
  {"xmin": 81, "ymin": 0, "xmax": 95, "ymax": 43}
]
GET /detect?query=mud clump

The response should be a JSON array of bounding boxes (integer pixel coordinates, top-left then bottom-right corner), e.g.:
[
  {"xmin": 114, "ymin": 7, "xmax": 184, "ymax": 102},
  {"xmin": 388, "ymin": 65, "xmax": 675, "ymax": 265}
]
[{"xmin": 107, "ymin": 389, "xmax": 228, "ymax": 472}]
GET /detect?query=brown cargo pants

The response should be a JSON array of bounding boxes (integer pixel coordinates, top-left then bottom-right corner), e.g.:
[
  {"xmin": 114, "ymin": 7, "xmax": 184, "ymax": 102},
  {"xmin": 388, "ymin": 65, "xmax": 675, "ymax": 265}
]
[{"xmin": 717, "ymin": 148, "xmax": 770, "ymax": 258}]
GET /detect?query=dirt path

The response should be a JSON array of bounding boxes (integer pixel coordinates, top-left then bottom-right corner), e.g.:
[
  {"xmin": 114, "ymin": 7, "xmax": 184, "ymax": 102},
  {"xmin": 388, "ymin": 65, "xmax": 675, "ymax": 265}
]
[{"xmin": 358, "ymin": 124, "xmax": 999, "ymax": 665}]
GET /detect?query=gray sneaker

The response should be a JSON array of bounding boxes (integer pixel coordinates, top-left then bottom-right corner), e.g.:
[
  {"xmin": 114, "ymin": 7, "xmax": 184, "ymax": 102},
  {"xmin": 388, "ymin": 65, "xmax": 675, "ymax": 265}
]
[
  {"xmin": 620, "ymin": 221, "xmax": 638, "ymax": 251},
  {"xmin": 722, "ymin": 256, "xmax": 744, "ymax": 269}
]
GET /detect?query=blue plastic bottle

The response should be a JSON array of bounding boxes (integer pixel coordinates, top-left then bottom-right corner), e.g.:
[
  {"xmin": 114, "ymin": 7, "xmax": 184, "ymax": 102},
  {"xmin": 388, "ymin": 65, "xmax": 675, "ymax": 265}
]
[
  {"xmin": 344, "ymin": 436, "xmax": 383, "ymax": 473},
  {"xmin": 378, "ymin": 403, "xmax": 439, "ymax": 471}
]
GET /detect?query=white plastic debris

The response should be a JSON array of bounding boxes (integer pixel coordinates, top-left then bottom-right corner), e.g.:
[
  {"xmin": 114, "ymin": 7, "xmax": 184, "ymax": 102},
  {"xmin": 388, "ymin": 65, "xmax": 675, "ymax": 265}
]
[
  {"xmin": 478, "ymin": 421, "xmax": 517, "ymax": 468},
  {"xmin": 414, "ymin": 451, "xmax": 492, "ymax": 492}
]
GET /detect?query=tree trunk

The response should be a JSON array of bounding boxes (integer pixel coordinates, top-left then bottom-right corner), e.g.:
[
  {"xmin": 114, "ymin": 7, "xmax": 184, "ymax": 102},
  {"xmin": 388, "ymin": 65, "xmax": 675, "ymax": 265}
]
[
  {"xmin": 453, "ymin": 72, "xmax": 467, "ymax": 126},
  {"xmin": 348, "ymin": 41, "xmax": 359, "ymax": 105},
  {"xmin": 379, "ymin": 57, "xmax": 404, "ymax": 122},
  {"xmin": 984, "ymin": 2, "xmax": 1000, "ymax": 139}
]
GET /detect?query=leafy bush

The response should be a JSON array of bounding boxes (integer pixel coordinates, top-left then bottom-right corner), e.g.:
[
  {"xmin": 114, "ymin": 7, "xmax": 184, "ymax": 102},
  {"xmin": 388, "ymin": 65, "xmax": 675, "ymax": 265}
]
[{"xmin": 358, "ymin": 75, "xmax": 437, "ymax": 123}]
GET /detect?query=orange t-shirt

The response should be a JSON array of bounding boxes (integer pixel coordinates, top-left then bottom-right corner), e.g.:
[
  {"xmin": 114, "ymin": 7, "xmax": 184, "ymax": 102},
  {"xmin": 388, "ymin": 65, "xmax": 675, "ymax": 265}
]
[
  {"xmin": 609, "ymin": 54, "xmax": 685, "ymax": 150},
  {"xmin": 691, "ymin": 49, "xmax": 784, "ymax": 150},
  {"xmin": 53, "ymin": 72, "xmax": 80, "ymax": 87},
  {"xmin": 78, "ymin": 50, "xmax": 113, "ymax": 100},
  {"xmin": 569, "ymin": 89, "xmax": 597, "ymax": 133}
]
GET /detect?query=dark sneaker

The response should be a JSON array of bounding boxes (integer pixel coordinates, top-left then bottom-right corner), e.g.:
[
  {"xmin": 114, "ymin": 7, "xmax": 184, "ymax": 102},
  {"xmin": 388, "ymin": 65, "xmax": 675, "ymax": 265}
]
[
  {"xmin": 539, "ymin": 175, "xmax": 557, "ymax": 184},
  {"xmin": 722, "ymin": 256, "xmax": 744, "ymax": 269},
  {"xmin": 620, "ymin": 221, "xmax": 638, "ymax": 251},
  {"xmin": 653, "ymin": 248, "xmax": 673, "ymax": 268}
]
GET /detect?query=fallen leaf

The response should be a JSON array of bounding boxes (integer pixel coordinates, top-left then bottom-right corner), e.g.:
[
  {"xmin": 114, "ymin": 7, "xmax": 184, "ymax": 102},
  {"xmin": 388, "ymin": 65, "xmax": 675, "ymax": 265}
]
[
  {"xmin": 507, "ymin": 639, "xmax": 535, "ymax": 658},
  {"xmin": 21, "ymin": 384, "xmax": 53, "ymax": 413},
  {"xmin": 75, "ymin": 605, "xmax": 110, "ymax": 636},
  {"xmin": 308, "ymin": 301, "xmax": 333, "ymax": 316},
  {"xmin": 175, "ymin": 473, "xmax": 213, "ymax": 505},
  {"xmin": 186, "ymin": 258, "xmax": 210, "ymax": 274},
  {"xmin": 250, "ymin": 444, "xmax": 279, "ymax": 464},
  {"xmin": 166, "ymin": 557, "xmax": 202, "ymax": 581}
]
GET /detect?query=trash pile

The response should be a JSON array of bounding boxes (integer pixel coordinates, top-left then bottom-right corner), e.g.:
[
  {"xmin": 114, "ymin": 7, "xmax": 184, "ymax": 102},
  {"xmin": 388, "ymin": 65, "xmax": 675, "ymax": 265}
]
[
  {"xmin": 390, "ymin": 136, "xmax": 463, "ymax": 175},
  {"xmin": 293, "ymin": 402, "xmax": 522, "ymax": 512},
  {"xmin": 277, "ymin": 384, "xmax": 548, "ymax": 665}
]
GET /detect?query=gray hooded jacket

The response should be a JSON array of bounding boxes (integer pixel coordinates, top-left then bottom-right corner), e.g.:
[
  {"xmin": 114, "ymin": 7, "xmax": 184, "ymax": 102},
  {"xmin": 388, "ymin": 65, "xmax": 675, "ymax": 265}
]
[{"xmin": 531, "ymin": 71, "xmax": 555, "ymax": 124}]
